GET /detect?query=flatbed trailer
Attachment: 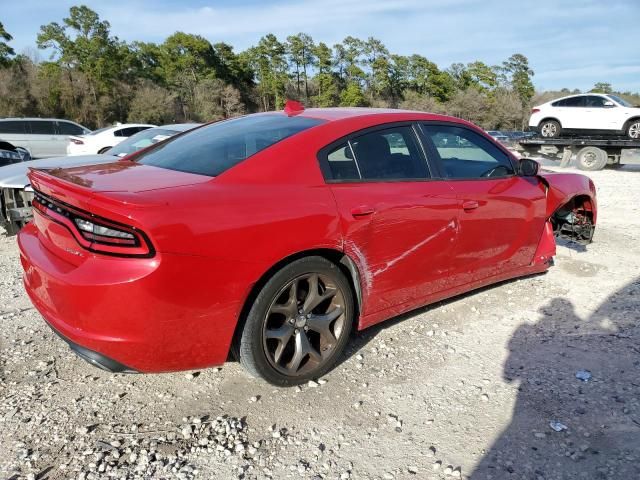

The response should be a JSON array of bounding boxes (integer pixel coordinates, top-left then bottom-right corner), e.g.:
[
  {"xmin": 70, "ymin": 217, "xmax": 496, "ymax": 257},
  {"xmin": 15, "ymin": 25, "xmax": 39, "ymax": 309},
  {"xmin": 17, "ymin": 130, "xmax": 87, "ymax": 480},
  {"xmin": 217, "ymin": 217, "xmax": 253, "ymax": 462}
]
[{"xmin": 517, "ymin": 136, "xmax": 640, "ymax": 171}]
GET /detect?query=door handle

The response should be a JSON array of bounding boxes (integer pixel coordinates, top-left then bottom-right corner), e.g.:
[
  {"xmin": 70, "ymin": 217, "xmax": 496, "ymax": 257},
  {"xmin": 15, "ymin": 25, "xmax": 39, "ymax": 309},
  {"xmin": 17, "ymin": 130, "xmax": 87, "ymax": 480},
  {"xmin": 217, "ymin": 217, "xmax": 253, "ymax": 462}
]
[
  {"xmin": 462, "ymin": 200, "xmax": 479, "ymax": 211},
  {"xmin": 351, "ymin": 205, "xmax": 375, "ymax": 217}
]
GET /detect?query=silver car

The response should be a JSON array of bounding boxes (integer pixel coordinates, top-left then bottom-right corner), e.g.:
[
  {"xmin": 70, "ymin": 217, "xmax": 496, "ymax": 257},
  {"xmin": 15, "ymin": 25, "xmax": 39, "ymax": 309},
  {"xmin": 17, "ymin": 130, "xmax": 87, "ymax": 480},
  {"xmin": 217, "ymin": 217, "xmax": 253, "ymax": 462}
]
[
  {"xmin": 0, "ymin": 124, "xmax": 200, "ymax": 234},
  {"xmin": 0, "ymin": 118, "xmax": 91, "ymax": 158}
]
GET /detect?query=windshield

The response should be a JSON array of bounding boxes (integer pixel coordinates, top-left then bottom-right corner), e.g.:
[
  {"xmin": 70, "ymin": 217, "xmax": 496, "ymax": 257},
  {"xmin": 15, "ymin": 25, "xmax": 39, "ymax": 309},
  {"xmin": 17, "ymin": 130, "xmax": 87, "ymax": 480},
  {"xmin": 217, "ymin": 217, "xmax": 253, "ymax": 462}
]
[
  {"xmin": 107, "ymin": 128, "xmax": 179, "ymax": 157},
  {"xmin": 136, "ymin": 114, "xmax": 324, "ymax": 177},
  {"xmin": 607, "ymin": 95, "xmax": 633, "ymax": 107}
]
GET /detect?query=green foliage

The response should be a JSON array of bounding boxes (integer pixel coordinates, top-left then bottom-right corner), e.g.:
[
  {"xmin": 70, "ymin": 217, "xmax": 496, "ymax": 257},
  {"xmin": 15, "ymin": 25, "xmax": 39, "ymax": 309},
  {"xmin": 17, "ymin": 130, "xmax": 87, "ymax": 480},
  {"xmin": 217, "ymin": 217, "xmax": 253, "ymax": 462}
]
[
  {"xmin": 0, "ymin": 21, "xmax": 15, "ymax": 66},
  {"xmin": 591, "ymin": 82, "xmax": 613, "ymax": 94},
  {"xmin": 339, "ymin": 82, "xmax": 367, "ymax": 107}
]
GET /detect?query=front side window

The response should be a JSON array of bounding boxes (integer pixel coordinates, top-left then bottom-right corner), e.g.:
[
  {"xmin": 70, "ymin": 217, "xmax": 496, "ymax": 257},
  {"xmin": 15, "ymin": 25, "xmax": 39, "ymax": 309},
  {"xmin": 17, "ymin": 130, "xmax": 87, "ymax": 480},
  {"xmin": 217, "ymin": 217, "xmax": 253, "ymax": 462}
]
[
  {"xmin": 137, "ymin": 114, "xmax": 324, "ymax": 177},
  {"xmin": 584, "ymin": 96, "xmax": 608, "ymax": 107},
  {"xmin": 423, "ymin": 125, "xmax": 514, "ymax": 179},
  {"xmin": 324, "ymin": 126, "xmax": 429, "ymax": 181},
  {"xmin": 28, "ymin": 121, "xmax": 56, "ymax": 135}
]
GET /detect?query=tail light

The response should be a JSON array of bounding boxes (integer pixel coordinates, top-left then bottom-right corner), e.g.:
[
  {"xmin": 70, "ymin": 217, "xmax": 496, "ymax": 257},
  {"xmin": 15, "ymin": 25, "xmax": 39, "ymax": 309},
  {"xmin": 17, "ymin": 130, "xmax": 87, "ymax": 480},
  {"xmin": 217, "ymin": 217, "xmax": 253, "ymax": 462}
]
[
  {"xmin": 32, "ymin": 190, "xmax": 154, "ymax": 257},
  {"xmin": 70, "ymin": 138, "xmax": 84, "ymax": 145},
  {"xmin": 531, "ymin": 108, "xmax": 540, "ymax": 114}
]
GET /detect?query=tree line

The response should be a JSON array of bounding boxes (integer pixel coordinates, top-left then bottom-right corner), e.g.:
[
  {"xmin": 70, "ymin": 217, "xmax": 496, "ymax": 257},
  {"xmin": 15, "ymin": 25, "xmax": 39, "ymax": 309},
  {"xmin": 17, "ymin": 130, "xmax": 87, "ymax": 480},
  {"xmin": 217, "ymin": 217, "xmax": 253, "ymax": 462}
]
[{"xmin": 0, "ymin": 6, "xmax": 638, "ymax": 130}]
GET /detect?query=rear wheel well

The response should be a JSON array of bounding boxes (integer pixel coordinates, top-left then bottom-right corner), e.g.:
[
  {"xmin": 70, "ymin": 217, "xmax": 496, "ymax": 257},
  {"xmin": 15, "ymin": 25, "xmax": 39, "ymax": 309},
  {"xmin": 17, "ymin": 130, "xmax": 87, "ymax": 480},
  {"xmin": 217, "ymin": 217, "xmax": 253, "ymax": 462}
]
[
  {"xmin": 538, "ymin": 117, "xmax": 562, "ymax": 128},
  {"xmin": 230, "ymin": 248, "xmax": 362, "ymax": 358}
]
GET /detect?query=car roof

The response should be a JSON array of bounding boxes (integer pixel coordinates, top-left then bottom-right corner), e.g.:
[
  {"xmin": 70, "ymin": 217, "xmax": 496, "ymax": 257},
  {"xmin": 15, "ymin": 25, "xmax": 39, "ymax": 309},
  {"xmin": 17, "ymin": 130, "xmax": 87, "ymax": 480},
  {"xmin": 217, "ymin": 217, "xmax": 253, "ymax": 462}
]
[
  {"xmin": 157, "ymin": 123, "xmax": 202, "ymax": 131},
  {"xmin": 0, "ymin": 117, "xmax": 83, "ymax": 122},
  {"xmin": 292, "ymin": 107, "xmax": 449, "ymax": 122}
]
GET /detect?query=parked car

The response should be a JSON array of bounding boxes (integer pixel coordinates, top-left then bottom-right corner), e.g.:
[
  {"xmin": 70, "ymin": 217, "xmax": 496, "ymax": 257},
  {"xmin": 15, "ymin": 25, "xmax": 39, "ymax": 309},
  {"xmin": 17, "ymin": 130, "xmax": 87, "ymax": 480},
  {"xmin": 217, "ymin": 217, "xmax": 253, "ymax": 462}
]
[
  {"xmin": 529, "ymin": 93, "xmax": 640, "ymax": 138},
  {"xmin": 67, "ymin": 123, "xmax": 155, "ymax": 155},
  {"xmin": 0, "ymin": 124, "xmax": 199, "ymax": 235},
  {"xmin": 0, "ymin": 118, "xmax": 90, "ymax": 158},
  {"xmin": 486, "ymin": 130, "xmax": 511, "ymax": 145},
  {"xmin": 0, "ymin": 140, "xmax": 31, "ymax": 167},
  {"xmin": 18, "ymin": 104, "xmax": 597, "ymax": 385}
]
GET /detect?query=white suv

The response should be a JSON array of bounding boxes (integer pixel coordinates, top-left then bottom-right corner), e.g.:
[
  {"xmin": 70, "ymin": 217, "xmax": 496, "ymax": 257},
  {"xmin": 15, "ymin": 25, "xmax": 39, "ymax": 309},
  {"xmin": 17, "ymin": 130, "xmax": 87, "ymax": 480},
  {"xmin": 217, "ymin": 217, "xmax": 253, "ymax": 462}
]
[{"xmin": 529, "ymin": 94, "xmax": 640, "ymax": 139}]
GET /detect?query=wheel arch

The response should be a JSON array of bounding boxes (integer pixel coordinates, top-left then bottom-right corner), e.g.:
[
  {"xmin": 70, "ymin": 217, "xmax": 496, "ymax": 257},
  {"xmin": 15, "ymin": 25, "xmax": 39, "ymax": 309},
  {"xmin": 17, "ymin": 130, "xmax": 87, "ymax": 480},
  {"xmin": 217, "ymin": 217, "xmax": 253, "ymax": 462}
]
[
  {"xmin": 538, "ymin": 117, "xmax": 562, "ymax": 128},
  {"xmin": 230, "ymin": 248, "xmax": 363, "ymax": 357},
  {"xmin": 623, "ymin": 116, "xmax": 640, "ymax": 130}
]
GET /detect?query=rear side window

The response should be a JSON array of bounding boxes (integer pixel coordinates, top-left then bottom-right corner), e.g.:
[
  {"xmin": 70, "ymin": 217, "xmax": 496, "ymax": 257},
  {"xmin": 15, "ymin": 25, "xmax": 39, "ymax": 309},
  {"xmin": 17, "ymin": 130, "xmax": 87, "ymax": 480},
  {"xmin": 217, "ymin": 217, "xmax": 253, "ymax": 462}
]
[
  {"xmin": 0, "ymin": 121, "xmax": 26, "ymax": 134},
  {"xmin": 137, "ymin": 115, "xmax": 323, "ymax": 177},
  {"xmin": 563, "ymin": 96, "xmax": 585, "ymax": 107},
  {"xmin": 323, "ymin": 126, "xmax": 430, "ymax": 181},
  {"xmin": 423, "ymin": 125, "xmax": 514, "ymax": 179},
  {"xmin": 29, "ymin": 121, "xmax": 56, "ymax": 135},
  {"xmin": 57, "ymin": 121, "xmax": 85, "ymax": 135}
]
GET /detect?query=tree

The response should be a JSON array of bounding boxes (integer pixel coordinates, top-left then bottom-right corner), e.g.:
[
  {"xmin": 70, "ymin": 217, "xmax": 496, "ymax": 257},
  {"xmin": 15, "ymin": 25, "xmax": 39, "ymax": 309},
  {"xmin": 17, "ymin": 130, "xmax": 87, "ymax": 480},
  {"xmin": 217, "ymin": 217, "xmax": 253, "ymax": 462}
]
[
  {"xmin": 500, "ymin": 53, "xmax": 534, "ymax": 106},
  {"xmin": 313, "ymin": 43, "xmax": 338, "ymax": 107},
  {"xmin": 192, "ymin": 78, "xmax": 245, "ymax": 121},
  {"xmin": 286, "ymin": 33, "xmax": 315, "ymax": 101},
  {"xmin": 591, "ymin": 82, "xmax": 613, "ymax": 94},
  {"xmin": 340, "ymin": 82, "xmax": 367, "ymax": 107},
  {"xmin": 0, "ymin": 21, "xmax": 15, "ymax": 66},
  {"xmin": 466, "ymin": 61, "xmax": 498, "ymax": 93},
  {"xmin": 127, "ymin": 81, "xmax": 177, "ymax": 124},
  {"xmin": 36, "ymin": 6, "xmax": 129, "ymax": 126},
  {"xmin": 246, "ymin": 34, "xmax": 288, "ymax": 110}
]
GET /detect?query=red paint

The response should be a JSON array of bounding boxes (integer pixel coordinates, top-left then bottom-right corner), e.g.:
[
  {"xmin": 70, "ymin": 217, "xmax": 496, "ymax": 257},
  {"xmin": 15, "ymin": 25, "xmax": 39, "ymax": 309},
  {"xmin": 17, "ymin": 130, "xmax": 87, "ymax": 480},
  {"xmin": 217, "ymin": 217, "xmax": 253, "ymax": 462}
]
[{"xmin": 18, "ymin": 108, "xmax": 597, "ymax": 373}]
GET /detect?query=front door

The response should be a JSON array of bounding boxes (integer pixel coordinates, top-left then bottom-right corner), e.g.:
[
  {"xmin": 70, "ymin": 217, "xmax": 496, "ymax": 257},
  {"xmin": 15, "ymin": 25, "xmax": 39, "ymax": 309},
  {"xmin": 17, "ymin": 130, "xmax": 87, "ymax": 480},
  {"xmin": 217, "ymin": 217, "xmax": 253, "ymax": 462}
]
[
  {"xmin": 421, "ymin": 123, "xmax": 548, "ymax": 284},
  {"xmin": 319, "ymin": 124, "xmax": 460, "ymax": 318}
]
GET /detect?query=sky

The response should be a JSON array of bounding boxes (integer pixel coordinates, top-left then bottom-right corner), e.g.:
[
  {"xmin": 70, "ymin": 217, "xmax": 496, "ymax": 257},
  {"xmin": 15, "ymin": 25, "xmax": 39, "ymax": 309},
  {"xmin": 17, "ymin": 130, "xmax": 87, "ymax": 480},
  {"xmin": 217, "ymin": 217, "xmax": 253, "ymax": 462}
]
[{"xmin": 2, "ymin": 0, "xmax": 639, "ymax": 93}]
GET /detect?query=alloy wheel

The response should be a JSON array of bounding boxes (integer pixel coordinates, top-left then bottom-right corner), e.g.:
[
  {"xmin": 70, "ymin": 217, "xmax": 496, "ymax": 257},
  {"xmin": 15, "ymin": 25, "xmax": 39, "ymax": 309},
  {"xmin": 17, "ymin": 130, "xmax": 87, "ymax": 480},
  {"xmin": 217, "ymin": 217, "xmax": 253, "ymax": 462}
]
[
  {"xmin": 541, "ymin": 122, "xmax": 557, "ymax": 137},
  {"xmin": 629, "ymin": 122, "xmax": 640, "ymax": 139},
  {"xmin": 262, "ymin": 273, "xmax": 347, "ymax": 377}
]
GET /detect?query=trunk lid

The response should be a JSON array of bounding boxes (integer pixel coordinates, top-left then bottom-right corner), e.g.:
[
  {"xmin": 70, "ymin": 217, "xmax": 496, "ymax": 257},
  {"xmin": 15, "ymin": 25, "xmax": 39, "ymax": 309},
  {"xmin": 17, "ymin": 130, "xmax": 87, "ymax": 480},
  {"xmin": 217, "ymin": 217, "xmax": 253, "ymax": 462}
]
[{"xmin": 30, "ymin": 159, "xmax": 212, "ymax": 193}]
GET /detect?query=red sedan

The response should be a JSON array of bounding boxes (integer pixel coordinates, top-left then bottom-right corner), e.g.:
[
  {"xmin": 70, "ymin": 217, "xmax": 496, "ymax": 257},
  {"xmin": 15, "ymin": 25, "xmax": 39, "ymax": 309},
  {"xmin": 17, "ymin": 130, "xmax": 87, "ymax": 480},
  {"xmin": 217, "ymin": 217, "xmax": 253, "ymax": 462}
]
[{"xmin": 18, "ymin": 104, "xmax": 597, "ymax": 385}]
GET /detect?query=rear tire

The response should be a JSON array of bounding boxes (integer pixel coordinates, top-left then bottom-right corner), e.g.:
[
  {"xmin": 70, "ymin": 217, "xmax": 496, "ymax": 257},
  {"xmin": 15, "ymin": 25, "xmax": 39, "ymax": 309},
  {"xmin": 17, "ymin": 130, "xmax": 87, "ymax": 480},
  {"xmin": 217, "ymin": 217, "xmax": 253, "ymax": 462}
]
[
  {"xmin": 539, "ymin": 120, "xmax": 561, "ymax": 138},
  {"xmin": 625, "ymin": 120, "xmax": 640, "ymax": 139},
  {"xmin": 235, "ymin": 256, "xmax": 354, "ymax": 386},
  {"xmin": 576, "ymin": 146, "xmax": 607, "ymax": 171}
]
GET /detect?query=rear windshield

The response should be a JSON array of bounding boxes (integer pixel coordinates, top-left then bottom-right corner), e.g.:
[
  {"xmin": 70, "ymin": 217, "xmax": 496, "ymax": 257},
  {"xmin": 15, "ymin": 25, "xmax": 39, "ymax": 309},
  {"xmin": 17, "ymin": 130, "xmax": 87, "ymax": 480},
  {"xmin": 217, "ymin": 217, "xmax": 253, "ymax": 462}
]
[{"xmin": 136, "ymin": 114, "xmax": 324, "ymax": 177}]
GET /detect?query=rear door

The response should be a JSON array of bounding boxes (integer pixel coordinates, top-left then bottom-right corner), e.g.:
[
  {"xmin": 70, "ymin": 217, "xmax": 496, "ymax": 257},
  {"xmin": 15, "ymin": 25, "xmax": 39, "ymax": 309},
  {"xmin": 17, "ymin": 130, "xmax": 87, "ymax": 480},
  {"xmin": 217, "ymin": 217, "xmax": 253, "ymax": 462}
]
[
  {"xmin": 319, "ymin": 123, "xmax": 459, "ymax": 318},
  {"xmin": 420, "ymin": 123, "xmax": 547, "ymax": 283},
  {"xmin": 556, "ymin": 96, "xmax": 585, "ymax": 129},
  {"xmin": 27, "ymin": 120, "xmax": 58, "ymax": 157}
]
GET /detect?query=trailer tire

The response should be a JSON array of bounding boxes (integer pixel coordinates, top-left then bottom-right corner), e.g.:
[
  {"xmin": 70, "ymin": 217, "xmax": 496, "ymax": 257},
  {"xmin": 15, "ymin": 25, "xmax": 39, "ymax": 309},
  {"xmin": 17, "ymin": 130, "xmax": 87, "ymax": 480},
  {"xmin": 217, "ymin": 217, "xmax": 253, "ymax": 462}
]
[{"xmin": 576, "ymin": 147, "xmax": 607, "ymax": 171}]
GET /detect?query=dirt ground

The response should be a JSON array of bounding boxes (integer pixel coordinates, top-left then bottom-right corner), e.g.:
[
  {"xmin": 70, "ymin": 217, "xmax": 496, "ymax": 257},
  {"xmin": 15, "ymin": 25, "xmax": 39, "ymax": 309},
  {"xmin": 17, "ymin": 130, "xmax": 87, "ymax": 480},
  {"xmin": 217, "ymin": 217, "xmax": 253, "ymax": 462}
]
[{"xmin": 1, "ymin": 162, "xmax": 639, "ymax": 480}]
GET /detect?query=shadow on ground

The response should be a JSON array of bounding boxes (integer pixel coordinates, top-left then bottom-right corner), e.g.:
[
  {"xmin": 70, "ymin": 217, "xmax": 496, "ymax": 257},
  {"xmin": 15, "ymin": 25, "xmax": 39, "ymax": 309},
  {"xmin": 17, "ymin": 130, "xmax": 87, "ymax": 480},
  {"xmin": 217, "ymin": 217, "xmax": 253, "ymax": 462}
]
[{"xmin": 470, "ymin": 277, "xmax": 640, "ymax": 479}]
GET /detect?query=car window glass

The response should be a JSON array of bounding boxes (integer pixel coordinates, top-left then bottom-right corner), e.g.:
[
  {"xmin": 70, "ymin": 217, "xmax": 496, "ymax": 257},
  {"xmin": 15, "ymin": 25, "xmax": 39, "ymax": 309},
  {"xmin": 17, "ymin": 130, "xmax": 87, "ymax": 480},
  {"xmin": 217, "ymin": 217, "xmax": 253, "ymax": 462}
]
[
  {"xmin": 349, "ymin": 126, "xmax": 429, "ymax": 180},
  {"xmin": 584, "ymin": 96, "xmax": 607, "ymax": 107},
  {"xmin": 28, "ymin": 121, "xmax": 56, "ymax": 135},
  {"xmin": 56, "ymin": 121, "xmax": 85, "ymax": 135},
  {"xmin": 0, "ymin": 121, "xmax": 26, "ymax": 134},
  {"xmin": 563, "ymin": 96, "xmax": 585, "ymax": 107},
  {"xmin": 326, "ymin": 142, "xmax": 360, "ymax": 180},
  {"xmin": 424, "ymin": 125, "xmax": 514, "ymax": 179},
  {"xmin": 108, "ymin": 128, "xmax": 178, "ymax": 157},
  {"xmin": 137, "ymin": 115, "xmax": 324, "ymax": 177}
]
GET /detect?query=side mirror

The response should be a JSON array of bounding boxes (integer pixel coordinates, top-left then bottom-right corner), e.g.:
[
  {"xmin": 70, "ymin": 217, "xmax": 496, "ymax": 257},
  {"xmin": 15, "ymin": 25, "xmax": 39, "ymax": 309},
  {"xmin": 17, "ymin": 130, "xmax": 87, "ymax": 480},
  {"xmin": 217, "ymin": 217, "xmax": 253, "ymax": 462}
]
[
  {"xmin": 603, "ymin": 101, "xmax": 615, "ymax": 108},
  {"xmin": 518, "ymin": 158, "xmax": 539, "ymax": 177}
]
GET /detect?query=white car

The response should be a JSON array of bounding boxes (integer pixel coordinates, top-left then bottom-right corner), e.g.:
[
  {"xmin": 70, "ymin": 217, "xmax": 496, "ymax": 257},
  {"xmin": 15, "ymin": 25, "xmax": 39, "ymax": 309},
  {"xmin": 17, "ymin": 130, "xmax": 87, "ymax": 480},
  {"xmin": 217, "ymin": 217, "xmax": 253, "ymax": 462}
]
[
  {"xmin": 67, "ymin": 123, "xmax": 155, "ymax": 155},
  {"xmin": 529, "ymin": 94, "xmax": 640, "ymax": 139}
]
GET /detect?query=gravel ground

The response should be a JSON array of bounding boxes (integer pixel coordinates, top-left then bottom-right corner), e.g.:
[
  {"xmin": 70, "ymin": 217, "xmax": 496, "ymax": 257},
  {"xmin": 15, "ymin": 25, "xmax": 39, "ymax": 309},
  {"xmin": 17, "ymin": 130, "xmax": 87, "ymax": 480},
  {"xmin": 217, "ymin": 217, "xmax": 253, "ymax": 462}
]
[{"xmin": 1, "ymin": 163, "xmax": 639, "ymax": 480}]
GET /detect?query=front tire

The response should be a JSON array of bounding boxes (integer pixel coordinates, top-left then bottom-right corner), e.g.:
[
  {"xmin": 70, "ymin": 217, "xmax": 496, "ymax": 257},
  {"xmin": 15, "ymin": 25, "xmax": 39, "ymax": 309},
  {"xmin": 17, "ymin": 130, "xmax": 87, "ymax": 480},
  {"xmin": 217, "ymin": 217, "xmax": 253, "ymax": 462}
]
[
  {"xmin": 236, "ymin": 256, "xmax": 354, "ymax": 386},
  {"xmin": 539, "ymin": 120, "xmax": 561, "ymax": 138},
  {"xmin": 625, "ymin": 120, "xmax": 640, "ymax": 139}
]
